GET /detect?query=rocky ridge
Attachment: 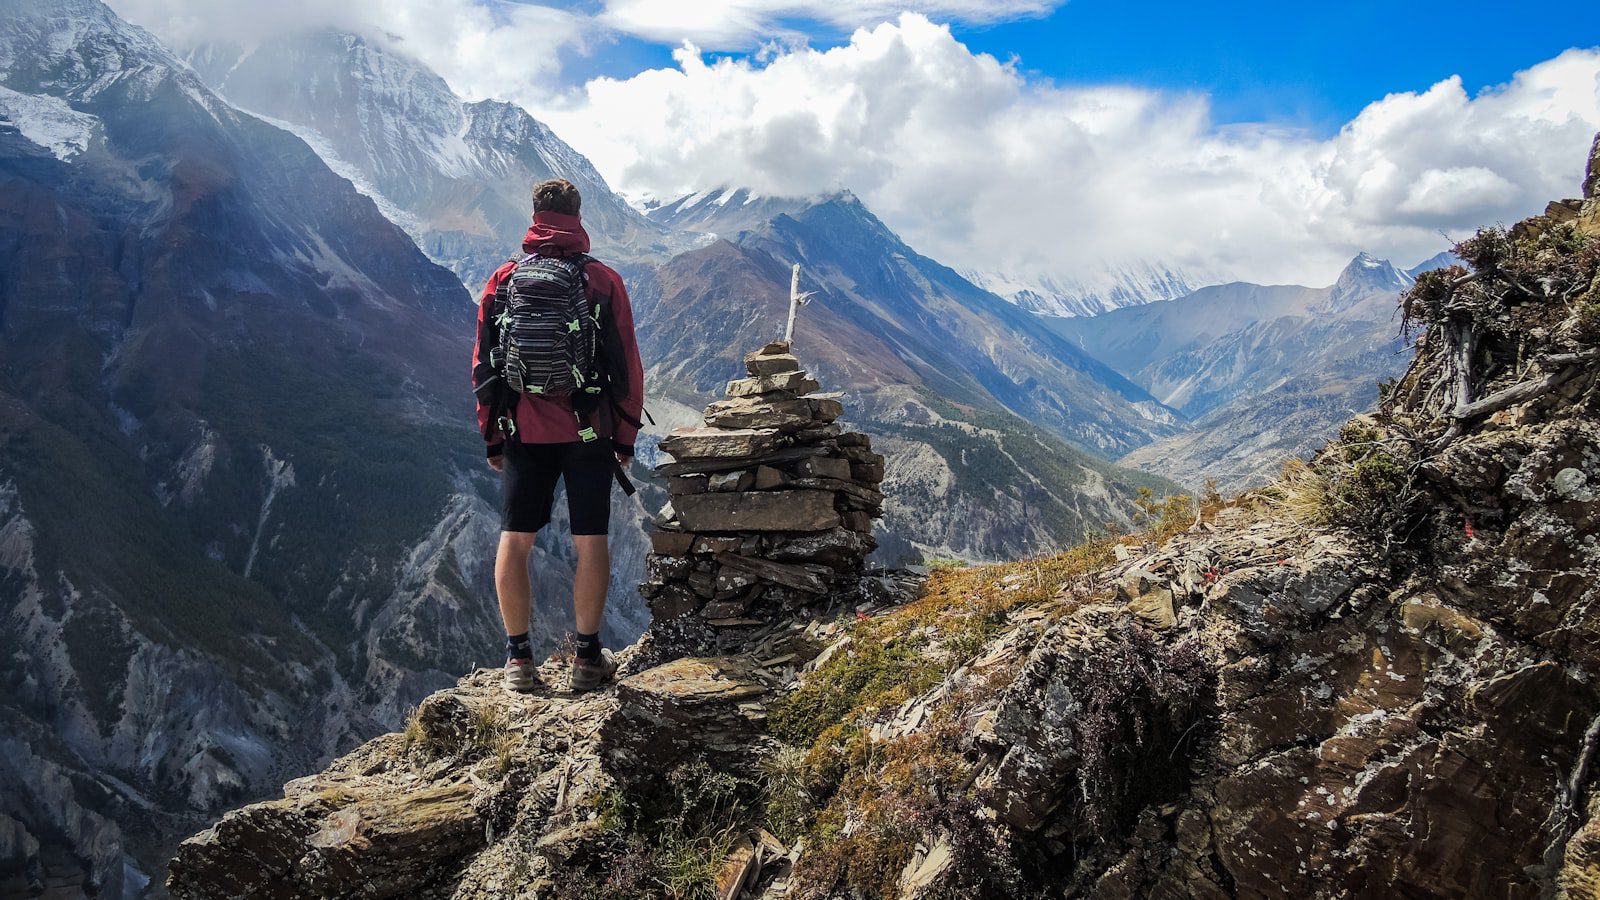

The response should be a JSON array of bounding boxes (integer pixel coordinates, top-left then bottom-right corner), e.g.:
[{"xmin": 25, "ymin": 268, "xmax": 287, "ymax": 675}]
[
  {"xmin": 167, "ymin": 339, "xmax": 918, "ymax": 899},
  {"xmin": 184, "ymin": 31, "xmax": 696, "ymax": 286},
  {"xmin": 167, "ymin": 147, "xmax": 1600, "ymax": 898}
]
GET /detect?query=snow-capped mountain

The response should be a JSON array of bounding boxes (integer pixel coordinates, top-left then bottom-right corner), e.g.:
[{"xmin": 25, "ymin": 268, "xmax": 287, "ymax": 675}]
[
  {"xmin": 652, "ymin": 187, "xmax": 1220, "ymax": 319},
  {"xmin": 185, "ymin": 31, "xmax": 698, "ymax": 288},
  {"xmin": 1320, "ymin": 250, "xmax": 1414, "ymax": 312},
  {"xmin": 963, "ymin": 259, "xmax": 1223, "ymax": 318},
  {"xmin": 646, "ymin": 186, "xmax": 1187, "ymax": 453},
  {"xmin": 1408, "ymin": 250, "xmax": 1464, "ymax": 278},
  {"xmin": 646, "ymin": 185, "xmax": 829, "ymax": 236},
  {"xmin": 1057, "ymin": 251, "xmax": 1445, "ymax": 491},
  {"xmin": 642, "ymin": 186, "xmax": 1185, "ymax": 560}
]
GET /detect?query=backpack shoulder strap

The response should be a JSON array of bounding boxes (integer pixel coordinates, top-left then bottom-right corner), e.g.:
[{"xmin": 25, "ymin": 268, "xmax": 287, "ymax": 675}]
[{"xmin": 489, "ymin": 257, "xmax": 520, "ymax": 309}]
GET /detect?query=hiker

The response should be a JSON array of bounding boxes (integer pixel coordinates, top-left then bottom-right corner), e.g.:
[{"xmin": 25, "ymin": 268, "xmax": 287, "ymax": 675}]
[{"xmin": 471, "ymin": 179, "xmax": 645, "ymax": 693}]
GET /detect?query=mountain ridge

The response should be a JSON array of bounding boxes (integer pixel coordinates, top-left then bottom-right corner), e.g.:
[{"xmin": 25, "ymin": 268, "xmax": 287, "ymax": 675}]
[
  {"xmin": 963, "ymin": 258, "xmax": 1222, "ymax": 318},
  {"xmin": 651, "ymin": 186, "xmax": 1187, "ymax": 452},
  {"xmin": 185, "ymin": 30, "xmax": 699, "ymax": 288},
  {"xmin": 650, "ymin": 185, "xmax": 1223, "ymax": 318},
  {"xmin": 1055, "ymin": 251, "xmax": 1440, "ymax": 491}
]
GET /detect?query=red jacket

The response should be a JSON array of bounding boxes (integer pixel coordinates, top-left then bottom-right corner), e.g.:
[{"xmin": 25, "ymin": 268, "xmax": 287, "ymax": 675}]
[{"xmin": 472, "ymin": 211, "xmax": 644, "ymax": 456}]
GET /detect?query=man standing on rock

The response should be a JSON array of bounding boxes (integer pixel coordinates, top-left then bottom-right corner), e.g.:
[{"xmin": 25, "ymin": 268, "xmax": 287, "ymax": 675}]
[{"xmin": 471, "ymin": 179, "xmax": 644, "ymax": 693}]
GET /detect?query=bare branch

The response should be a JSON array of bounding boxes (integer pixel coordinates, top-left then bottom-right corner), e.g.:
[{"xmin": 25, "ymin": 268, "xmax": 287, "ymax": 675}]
[{"xmin": 1452, "ymin": 366, "xmax": 1579, "ymax": 420}]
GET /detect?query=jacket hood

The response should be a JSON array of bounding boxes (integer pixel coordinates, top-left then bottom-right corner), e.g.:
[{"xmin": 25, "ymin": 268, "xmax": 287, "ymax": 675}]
[{"xmin": 521, "ymin": 211, "xmax": 591, "ymax": 256}]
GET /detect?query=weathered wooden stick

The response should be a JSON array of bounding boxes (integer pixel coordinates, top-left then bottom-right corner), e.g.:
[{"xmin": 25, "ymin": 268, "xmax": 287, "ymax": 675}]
[
  {"xmin": 1542, "ymin": 348, "xmax": 1600, "ymax": 367},
  {"xmin": 1452, "ymin": 362, "xmax": 1587, "ymax": 420},
  {"xmin": 1432, "ymin": 318, "xmax": 1475, "ymax": 446},
  {"xmin": 1451, "ymin": 320, "xmax": 1475, "ymax": 413},
  {"xmin": 784, "ymin": 263, "xmax": 813, "ymax": 344}
]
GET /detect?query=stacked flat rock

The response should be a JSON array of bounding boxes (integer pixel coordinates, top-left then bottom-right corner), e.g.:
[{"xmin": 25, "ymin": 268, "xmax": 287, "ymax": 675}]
[{"xmin": 640, "ymin": 341, "xmax": 884, "ymax": 641}]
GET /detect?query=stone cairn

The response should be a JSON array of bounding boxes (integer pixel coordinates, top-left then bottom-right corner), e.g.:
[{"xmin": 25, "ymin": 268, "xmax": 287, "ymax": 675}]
[{"xmin": 638, "ymin": 340, "xmax": 885, "ymax": 653}]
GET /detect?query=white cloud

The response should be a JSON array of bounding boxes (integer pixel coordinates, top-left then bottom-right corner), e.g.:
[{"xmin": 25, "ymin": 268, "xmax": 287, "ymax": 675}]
[
  {"xmin": 106, "ymin": 0, "xmax": 1600, "ymax": 288},
  {"xmin": 597, "ymin": 0, "xmax": 1060, "ymax": 47},
  {"xmin": 536, "ymin": 17, "xmax": 1600, "ymax": 286},
  {"xmin": 106, "ymin": 0, "xmax": 589, "ymax": 99}
]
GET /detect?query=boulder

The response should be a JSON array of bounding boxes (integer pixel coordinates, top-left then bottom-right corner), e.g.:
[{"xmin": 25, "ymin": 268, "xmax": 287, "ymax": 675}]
[
  {"xmin": 707, "ymin": 470, "xmax": 756, "ymax": 492},
  {"xmin": 744, "ymin": 349, "xmax": 803, "ymax": 376},
  {"xmin": 851, "ymin": 460, "xmax": 886, "ymax": 484},
  {"xmin": 606, "ymin": 657, "xmax": 768, "ymax": 768},
  {"xmin": 793, "ymin": 456, "xmax": 853, "ymax": 481},
  {"xmin": 659, "ymin": 427, "xmax": 783, "ymax": 460},
  {"xmin": 752, "ymin": 465, "xmax": 788, "ymax": 490},
  {"xmin": 715, "ymin": 834, "xmax": 759, "ymax": 900},
  {"xmin": 649, "ymin": 531, "xmax": 696, "ymax": 555},
  {"xmin": 703, "ymin": 397, "xmax": 819, "ymax": 431},
  {"xmin": 760, "ymin": 527, "xmax": 874, "ymax": 567},
  {"xmin": 299, "ymin": 783, "xmax": 484, "ymax": 898},
  {"xmin": 673, "ymin": 490, "xmax": 841, "ymax": 532},
  {"xmin": 725, "ymin": 372, "xmax": 821, "ymax": 397},
  {"xmin": 655, "ymin": 446, "xmax": 828, "ymax": 477},
  {"xmin": 714, "ymin": 552, "xmax": 830, "ymax": 594},
  {"xmin": 808, "ymin": 397, "xmax": 844, "ymax": 424}
]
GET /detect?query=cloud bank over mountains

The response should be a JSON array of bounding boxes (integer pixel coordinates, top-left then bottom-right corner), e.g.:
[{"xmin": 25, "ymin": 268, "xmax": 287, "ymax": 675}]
[
  {"xmin": 110, "ymin": 0, "xmax": 1600, "ymax": 287},
  {"xmin": 596, "ymin": 0, "xmax": 1062, "ymax": 47}
]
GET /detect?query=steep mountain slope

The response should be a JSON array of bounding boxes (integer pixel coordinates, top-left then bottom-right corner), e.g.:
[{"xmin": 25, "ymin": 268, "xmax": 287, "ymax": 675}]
[
  {"xmin": 639, "ymin": 191, "xmax": 1184, "ymax": 561},
  {"xmin": 184, "ymin": 31, "xmax": 695, "ymax": 288},
  {"xmin": 645, "ymin": 186, "xmax": 817, "ymax": 237},
  {"xmin": 964, "ymin": 258, "xmax": 1220, "ymax": 318},
  {"xmin": 0, "ymin": 1, "xmax": 644, "ymax": 892},
  {"xmin": 1056, "ymin": 253, "xmax": 1429, "ymax": 491},
  {"xmin": 656, "ymin": 187, "xmax": 1220, "ymax": 319},
  {"xmin": 1408, "ymin": 250, "xmax": 1463, "ymax": 277},
  {"xmin": 1053, "ymin": 252, "xmax": 1415, "ymax": 414},
  {"xmin": 1117, "ymin": 371, "xmax": 1383, "ymax": 494},
  {"xmin": 650, "ymin": 189, "xmax": 1185, "ymax": 455}
]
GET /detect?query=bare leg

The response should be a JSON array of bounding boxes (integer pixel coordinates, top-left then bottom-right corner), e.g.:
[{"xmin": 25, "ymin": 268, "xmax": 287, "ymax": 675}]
[
  {"xmin": 496, "ymin": 531, "xmax": 537, "ymax": 638},
  {"xmin": 572, "ymin": 534, "xmax": 610, "ymax": 635}
]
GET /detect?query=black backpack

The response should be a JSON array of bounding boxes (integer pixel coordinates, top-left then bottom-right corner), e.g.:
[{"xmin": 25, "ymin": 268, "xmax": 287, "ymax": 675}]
[
  {"xmin": 493, "ymin": 254, "xmax": 604, "ymax": 413},
  {"xmin": 479, "ymin": 254, "xmax": 642, "ymax": 466}
]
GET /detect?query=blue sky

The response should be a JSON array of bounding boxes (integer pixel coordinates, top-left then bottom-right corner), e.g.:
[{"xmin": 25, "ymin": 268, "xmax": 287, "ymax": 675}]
[
  {"xmin": 959, "ymin": 0, "xmax": 1600, "ymax": 131},
  {"xmin": 559, "ymin": 0, "xmax": 1600, "ymax": 135}
]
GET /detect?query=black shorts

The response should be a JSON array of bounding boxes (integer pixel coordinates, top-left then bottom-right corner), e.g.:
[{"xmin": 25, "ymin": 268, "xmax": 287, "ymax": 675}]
[{"xmin": 501, "ymin": 441, "xmax": 614, "ymax": 535}]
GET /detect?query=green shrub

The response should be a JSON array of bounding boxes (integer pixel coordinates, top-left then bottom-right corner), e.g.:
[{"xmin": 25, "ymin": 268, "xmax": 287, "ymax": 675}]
[
  {"xmin": 584, "ymin": 759, "xmax": 753, "ymax": 900},
  {"xmin": 1069, "ymin": 623, "xmax": 1212, "ymax": 834}
]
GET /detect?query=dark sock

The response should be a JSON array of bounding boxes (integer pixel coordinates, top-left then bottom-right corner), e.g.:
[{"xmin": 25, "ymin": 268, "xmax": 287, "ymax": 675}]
[
  {"xmin": 506, "ymin": 632, "xmax": 532, "ymax": 662},
  {"xmin": 574, "ymin": 631, "xmax": 601, "ymax": 661}
]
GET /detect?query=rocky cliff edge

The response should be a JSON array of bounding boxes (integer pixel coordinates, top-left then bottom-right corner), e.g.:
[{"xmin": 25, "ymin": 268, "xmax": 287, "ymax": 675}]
[{"xmin": 167, "ymin": 143, "xmax": 1600, "ymax": 900}]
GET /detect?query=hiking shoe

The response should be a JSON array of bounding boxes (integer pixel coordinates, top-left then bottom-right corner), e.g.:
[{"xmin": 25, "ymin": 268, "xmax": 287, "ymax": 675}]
[
  {"xmin": 570, "ymin": 649, "xmax": 618, "ymax": 692},
  {"xmin": 504, "ymin": 658, "xmax": 541, "ymax": 693}
]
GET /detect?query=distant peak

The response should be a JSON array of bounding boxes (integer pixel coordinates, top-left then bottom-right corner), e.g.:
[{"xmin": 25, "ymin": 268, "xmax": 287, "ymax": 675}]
[
  {"xmin": 1324, "ymin": 251, "xmax": 1413, "ymax": 310},
  {"xmin": 1336, "ymin": 252, "xmax": 1406, "ymax": 282},
  {"xmin": 1408, "ymin": 250, "xmax": 1462, "ymax": 277},
  {"xmin": 648, "ymin": 184, "xmax": 867, "ymax": 234}
]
